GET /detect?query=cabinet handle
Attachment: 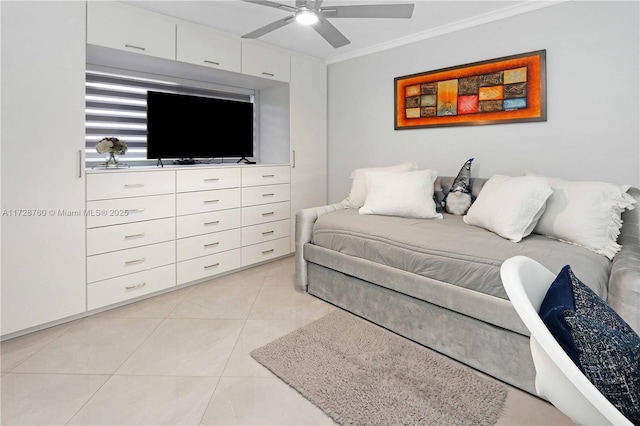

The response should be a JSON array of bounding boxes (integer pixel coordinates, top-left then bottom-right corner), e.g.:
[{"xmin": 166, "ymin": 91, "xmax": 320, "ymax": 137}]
[
  {"xmin": 125, "ymin": 282, "xmax": 146, "ymax": 290},
  {"xmin": 204, "ymin": 60, "xmax": 220, "ymax": 66},
  {"xmin": 262, "ymin": 249, "xmax": 275, "ymax": 255},
  {"xmin": 204, "ymin": 199, "xmax": 220, "ymax": 204},
  {"xmin": 204, "ymin": 263, "xmax": 220, "ymax": 270},
  {"xmin": 261, "ymin": 72, "xmax": 275, "ymax": 77},
  {"xmin": 125, "ymin": 258, "xmax": 146, "ymax": 265},
  {"xmin": 124, "ymin": 183, "xmax": 145, "ymax": 188},
  {"xmin": 262, "ymin": 211, "xmax": 275, "ymax": 217},
  {"xmin": 125, "ymin": 44, "xmax": 146, "ymax": 51},
  {"xmin": 204, "ymin": 178, "xmax": 220, "ymax": 182},
  {"xmin": 204, "ymin": 242, "xmax": 220, "ymax": 248},
  {"xmin": 126, "ymin": 208, "xmax": 146, "ymax": 213},
  {"xmin": 262, "ymin": 174, "xmax": 275, "ymax": 178},
  {"xmin": 262, "ymin": 230, "xmax": 274, "ymax": 236},
  {"xmin": 78, "ymin": 150, "xmax": 83, "ymax": 178},
  {"xmin": 124, "ymin": 233, "xmax": 146, "ymax": 239},
  {"xmin": 292, "ymin": 150, "xmax": 296, "ymax": 169},
  {"xmin": 262, "ymin": 193, "xmax": 275, "ymax": 197},
  {"xmin": 204, "ymin": 220, "xmax": 220, "ymax": 226}
]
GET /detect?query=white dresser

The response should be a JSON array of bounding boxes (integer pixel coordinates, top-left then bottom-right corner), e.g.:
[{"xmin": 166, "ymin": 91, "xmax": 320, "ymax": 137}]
[{"xmin": 85, "ymin": 164, "xmax": 291, "ymax": 311}]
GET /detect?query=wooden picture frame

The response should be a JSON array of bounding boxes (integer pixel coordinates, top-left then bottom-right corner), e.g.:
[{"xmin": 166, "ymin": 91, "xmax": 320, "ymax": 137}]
[{"xmin": 394, "ymin": 50, "xmax": 546, "ymax": 129}]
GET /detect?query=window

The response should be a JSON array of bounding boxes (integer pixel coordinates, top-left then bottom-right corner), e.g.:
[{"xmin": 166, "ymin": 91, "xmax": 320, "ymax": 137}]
[{"xmin": 85, "ymin": 69, "xmax": 254, "ymax": 164}]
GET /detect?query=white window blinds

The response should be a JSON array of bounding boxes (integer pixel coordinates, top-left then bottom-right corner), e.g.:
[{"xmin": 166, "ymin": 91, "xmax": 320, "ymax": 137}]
[{"xmin": 85, "ymin": 70, "xmax": 253, "ymax": 164}]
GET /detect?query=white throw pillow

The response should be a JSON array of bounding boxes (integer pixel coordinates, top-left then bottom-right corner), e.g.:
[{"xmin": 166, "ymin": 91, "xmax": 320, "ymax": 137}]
[
  {"xmin": 342, "ymin": 162, "xmax": 418, "ymax": 209},
  {"xmin": 463, "ymin": 175, "xmax": 553, "ymax": 242},
  {"xmin": 359, "ymin": 169, "xmax": 442, "ymax": 219},
  {"xmin": 524, "ymin": 171, "xmax": 637, "ymax": 259}
]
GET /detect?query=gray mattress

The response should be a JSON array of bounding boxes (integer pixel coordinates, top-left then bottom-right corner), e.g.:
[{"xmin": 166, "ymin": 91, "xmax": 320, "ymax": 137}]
[{"xmin": 312, "ymin": 208, "xmax": 611, "ymax": 299}]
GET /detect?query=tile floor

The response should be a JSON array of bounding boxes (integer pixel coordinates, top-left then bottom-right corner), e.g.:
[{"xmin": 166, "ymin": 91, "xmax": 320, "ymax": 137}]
[{"xmin": 0, "ymin": 256, "xmax": 573, "ymax": 425}]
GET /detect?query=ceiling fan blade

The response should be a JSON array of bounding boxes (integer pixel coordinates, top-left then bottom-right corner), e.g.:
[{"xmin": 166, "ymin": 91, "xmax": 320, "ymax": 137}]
[
  {"xmin": 321, "ymin": 4, "xmax": 414, "ymax": 19},
  {"xmin": 312, "ymin": 16, "xmax": 350, "ymax": 48},
  {"xmin": 241, "ymin": 0, "xmax": 297, "ymax": 13},
  {"xmin": 242, "ymin": 15, "xmax": 295, "ymax": 39}
]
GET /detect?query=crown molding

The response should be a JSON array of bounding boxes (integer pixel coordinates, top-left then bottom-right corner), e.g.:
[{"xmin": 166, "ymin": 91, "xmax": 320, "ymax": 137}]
[{"xmin": 325, "ymin": 0, "xmax": 571, "ymax": 65}]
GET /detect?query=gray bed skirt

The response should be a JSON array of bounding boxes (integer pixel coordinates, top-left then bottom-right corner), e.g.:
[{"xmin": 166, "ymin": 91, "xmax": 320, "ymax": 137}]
[{"xmin": 306, "ymin": 260, "xmax": 537, "ymax": 395}]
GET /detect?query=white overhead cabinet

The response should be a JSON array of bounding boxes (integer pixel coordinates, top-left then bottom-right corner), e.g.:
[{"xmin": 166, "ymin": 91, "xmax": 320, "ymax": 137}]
[
  {"xmin": 1, "ymin": 2, "xmax": 87, "ymax": 336},
  {"xmin": 241, "ymin": 42, "xmax": 291, "ymax": 83},
  {"xmin": 177, "ymin": 24, "xmax": 242, "ymax": 73},
  {"xmin": 87, "ymin": 1, "xmax": 176, "ymax": 60}
]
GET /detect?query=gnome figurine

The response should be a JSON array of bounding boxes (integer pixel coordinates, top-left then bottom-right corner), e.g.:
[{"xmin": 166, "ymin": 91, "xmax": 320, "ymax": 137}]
[{"xmin": 442, "ymin": 158, "xmax": 475, "ymax": 215}]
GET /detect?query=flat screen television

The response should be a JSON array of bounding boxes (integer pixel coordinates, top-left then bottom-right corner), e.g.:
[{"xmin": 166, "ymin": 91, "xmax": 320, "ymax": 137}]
[{"xmin": 146, "ymin": 91, "xmax": 254, "ymax": 164}]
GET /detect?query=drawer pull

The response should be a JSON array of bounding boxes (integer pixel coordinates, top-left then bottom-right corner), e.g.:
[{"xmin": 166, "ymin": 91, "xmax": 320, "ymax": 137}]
[
  {"xmin": 125, "ymin": 44, "xmax": 146, "ymax": 51},
  {"xmin": 262, "ymin": 174, "xmax": 275, "ymax": 178},
  {"xmin": 204, "ymin": 60, "xmax": 220, "ymax": 66},
  {"xmin": 262, "ymin": 212, "xmax": 275, "ymax": 217},
  {"xmin": 124, "ymin": 233, "xmax": 146, "ymax": 239},
  {"xmin": 204, "ymin": 242, "xmax": 220, "ymax": 248},
  {"xmin": 204, "ymin": 200, "xmax": 220, "ymax": 204},
  {"xmin": 262, "ymin": 230, "xmax": 274, "ymax": 236},
  {"xmin": 125, "ymin": 282, "xmax": 146, "ymax": 290},
  {"xmin": 125, "ymin": 258, "xmax": 146, "ymax": 265},
  {"xmin": 261, "ymin": 72, "xmax": 275, "ymax": 77},
  {"xmin": 262, "ymin": 249, "xmax": 275, "ymax": 255},
  {"xmin": 204, "ymin": 220, "xmax": 220, "ymax": 226},
  {"xmin": 124, "ymin": 183, "xmax": 145, "ymax": 188},
  {"xmin": 204, "ymin": 178, "xmax": 220, "ymax": 182},
  {"xmin": 204, "ymin": 263, "xmax": 220, "ymax": 270},
  {"xmin": 126, "ymin": 208, "xmax": 146, "ymax": 213},
  {"xmin": 262, "ymin": 193, "xmax": 275, "ymax": 197}
]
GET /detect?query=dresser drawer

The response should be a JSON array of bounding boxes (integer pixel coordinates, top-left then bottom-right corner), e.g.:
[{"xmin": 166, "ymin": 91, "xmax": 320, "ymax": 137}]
[
  {"xmin": 87, "ymin": 217, "xmax": 176, "ymax": 256},
  {"xmin": 177, "ymin": 188, "xmax": 241, "ymax": 215},
  {"xmin": 87, "ymin": 170, "xmax": 175, "ymax": 201},
  {"xmin": 177, "ymin": 248, "xmax": 241, "ymax": 285},
  {"xmin": 241, "ymin": 237, "xmax": 290, "ymax": 267},
  {"xmin": 242, "ymin": 184, "xmax": 290, "ymax": 207},
  {"xmin": 87, "ymin": 194, "xmax": 175, "ymax": 228},
  {"xmin": 242, "ymin": 219, "xmax": 290, "ymax": 247},
  {"xmin": 242, "ymin": 202, "xmax": 290, "ymax": 227},
  {"xmin": 242, "ymin": 165, "xmax": 290, "ymax": 187},
  {"xmin": 87, "ymin": 264, "xmax": 176, "ymax": 311},
  {"xmin": 176, "ymin": 209, "xmax": 241, "ymax": 239},
  {"xmin": 177, "ymin": 228, "xmax": 241, "ymax": 262},
  {"xmin": 87, "ymin": 241, "xmax": 175, "ymax": 283},
  {"xmin": 177, "ymin": 168, "xmax": 241, "ymax": 193}
]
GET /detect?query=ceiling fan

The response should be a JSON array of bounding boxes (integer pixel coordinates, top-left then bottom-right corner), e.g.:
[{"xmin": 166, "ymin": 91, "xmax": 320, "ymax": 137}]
[{"xmin": 241, "ymin": 0, "xmax": 415, "ymax": 48}]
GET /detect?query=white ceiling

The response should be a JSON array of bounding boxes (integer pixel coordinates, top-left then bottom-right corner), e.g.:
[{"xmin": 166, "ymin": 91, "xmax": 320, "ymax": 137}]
[{"xmin": 123, "ymin": 1, "xmax": 565, "ymax": 63}]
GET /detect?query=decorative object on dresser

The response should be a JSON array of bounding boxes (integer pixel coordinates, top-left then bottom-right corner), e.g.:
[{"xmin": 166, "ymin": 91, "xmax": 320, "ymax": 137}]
[
  {"xmin": 251, "ymin": 309, "xmax": 507, "ymax": 426},
  {"xmin": 94, "ymin": 137, "xmax": 129, "ymax": 168}
]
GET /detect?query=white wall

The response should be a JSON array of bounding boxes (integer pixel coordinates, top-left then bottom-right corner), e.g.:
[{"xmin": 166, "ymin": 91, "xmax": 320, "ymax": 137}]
[{"xmin": 327, "ymin": 1, "xmax": 640, "ymax": 203}]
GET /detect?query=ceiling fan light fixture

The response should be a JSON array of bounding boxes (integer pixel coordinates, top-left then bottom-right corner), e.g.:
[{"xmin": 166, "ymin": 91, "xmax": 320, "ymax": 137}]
[{"xmin": 295, "ymin": 8, "xmax": 319, "ymax": 25}]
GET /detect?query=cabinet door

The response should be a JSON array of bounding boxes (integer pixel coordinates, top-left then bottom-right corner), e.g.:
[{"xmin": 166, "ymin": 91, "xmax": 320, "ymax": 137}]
[
  {"xmin": 241, "ymin": 43, "xmax": 291, "ymax": 82},
  {"xmin": 87, "ymin": 2, "xmax": 176, "ymax": 60},
  {"xmin": 1, "ymin": 2, "xmax": 87, "ymax": 336},
  {"xmin": 177, "ymin": 24, "xmax": 241, "ymax": 73},
  {"xmin": 289, "ymin": 56, "xmax": 328, "ymax": 251}
]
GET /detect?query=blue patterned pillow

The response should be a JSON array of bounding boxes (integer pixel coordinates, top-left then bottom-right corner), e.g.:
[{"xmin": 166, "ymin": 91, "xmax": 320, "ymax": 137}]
[{"xmin": 540, "ymin": 265, "xmax": 640, "ymax": 424}]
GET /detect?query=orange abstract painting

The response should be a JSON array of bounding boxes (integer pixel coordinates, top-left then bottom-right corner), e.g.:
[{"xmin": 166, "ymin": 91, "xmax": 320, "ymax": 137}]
[{"xmin": 395, "ymin": 50, "xmax": 546, "ymax": 129}]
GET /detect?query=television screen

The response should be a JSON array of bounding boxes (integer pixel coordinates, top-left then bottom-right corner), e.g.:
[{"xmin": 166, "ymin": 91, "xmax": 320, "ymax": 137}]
[{"xmin": 146, "ymin": 91, "xmax": 254, "ymax": 161}]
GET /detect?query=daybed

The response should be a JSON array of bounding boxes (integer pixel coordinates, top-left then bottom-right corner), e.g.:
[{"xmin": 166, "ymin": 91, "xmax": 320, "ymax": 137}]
[{"xmin": 294, "ymin": 175, "xmax": 640, "ymax": 394}]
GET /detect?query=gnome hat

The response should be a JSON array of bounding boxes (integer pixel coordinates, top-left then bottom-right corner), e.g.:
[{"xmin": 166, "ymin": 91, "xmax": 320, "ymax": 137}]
[{"xmin": 450, "ymin": 158, "xmax": 474, "ymax": 193}]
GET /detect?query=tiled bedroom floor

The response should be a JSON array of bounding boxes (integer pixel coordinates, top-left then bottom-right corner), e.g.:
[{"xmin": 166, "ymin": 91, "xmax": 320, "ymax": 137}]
[{"xmin": 1, "ymin": 256, "xmax": 573, "ymax": 425}]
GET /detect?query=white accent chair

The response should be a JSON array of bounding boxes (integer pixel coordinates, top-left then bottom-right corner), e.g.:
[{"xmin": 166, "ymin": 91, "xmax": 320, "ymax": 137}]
[{"xmin": 500, "ymin": 255, "xmax": 632, "ymax": 426}]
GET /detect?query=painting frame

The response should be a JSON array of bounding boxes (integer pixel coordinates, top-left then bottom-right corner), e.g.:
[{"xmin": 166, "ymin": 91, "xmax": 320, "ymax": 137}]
[{"xmin": 394, "ymin": 50, "xmax": 546, "ymax": 129}]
